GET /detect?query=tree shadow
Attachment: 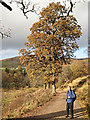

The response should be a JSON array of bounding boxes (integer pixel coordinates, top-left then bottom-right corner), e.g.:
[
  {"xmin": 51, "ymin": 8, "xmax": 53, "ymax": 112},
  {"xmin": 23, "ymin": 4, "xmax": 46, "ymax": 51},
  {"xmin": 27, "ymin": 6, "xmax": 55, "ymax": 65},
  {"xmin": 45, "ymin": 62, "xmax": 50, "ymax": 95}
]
[{"xmin": 2, "ymin": 107, "xmax": 88, "ymax": 120}]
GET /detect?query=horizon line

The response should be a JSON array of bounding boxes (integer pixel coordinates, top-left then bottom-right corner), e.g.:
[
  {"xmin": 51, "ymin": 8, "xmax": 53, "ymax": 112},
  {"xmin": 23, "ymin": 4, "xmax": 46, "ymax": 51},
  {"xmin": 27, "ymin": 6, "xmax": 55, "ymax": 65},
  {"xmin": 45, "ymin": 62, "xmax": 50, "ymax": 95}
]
[{"xmin": 0, "ymin": 56, "xmax": 88, "ymax": 61}]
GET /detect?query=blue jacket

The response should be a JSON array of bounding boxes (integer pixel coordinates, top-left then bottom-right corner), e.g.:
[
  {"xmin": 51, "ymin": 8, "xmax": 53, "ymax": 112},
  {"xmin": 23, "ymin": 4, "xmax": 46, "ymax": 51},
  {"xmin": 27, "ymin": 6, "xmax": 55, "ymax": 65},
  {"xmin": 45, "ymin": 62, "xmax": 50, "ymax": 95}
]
[{"xmin": 66, "ymin": 90, "xmax": 75, "ymax": 103}]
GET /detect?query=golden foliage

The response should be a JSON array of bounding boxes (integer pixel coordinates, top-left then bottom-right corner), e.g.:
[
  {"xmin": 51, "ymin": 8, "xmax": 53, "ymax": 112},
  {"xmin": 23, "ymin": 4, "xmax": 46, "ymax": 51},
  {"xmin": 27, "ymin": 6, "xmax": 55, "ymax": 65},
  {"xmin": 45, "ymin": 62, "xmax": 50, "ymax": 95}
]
[{"xmin": 19, "ymin": 2, "xmax": 82, "ymax": 83}]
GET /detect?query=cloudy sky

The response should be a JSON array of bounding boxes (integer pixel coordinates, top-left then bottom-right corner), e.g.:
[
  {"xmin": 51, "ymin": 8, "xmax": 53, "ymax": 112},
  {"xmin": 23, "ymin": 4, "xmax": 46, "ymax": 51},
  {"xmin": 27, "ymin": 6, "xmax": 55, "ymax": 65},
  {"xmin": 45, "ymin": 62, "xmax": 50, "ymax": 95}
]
[{"xmin": 0, "ymin": 0, "xmax": 89, "ymax": 60}]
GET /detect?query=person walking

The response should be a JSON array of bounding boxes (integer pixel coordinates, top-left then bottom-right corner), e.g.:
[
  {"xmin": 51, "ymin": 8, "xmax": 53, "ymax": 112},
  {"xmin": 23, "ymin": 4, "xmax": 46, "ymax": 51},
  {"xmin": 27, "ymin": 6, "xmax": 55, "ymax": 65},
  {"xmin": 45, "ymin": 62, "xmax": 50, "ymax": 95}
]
[{"xmin": 66, "ymin": 86, "xmax": 75, "ymax": 119}]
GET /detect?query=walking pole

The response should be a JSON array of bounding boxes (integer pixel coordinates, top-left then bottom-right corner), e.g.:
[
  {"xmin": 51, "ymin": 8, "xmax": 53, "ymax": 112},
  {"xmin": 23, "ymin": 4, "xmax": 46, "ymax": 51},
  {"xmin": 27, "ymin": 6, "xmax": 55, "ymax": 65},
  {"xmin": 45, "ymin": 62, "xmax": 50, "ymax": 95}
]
[{"xmin": 0, "ymin": 0, "xmax": 12, "ymax": 11}]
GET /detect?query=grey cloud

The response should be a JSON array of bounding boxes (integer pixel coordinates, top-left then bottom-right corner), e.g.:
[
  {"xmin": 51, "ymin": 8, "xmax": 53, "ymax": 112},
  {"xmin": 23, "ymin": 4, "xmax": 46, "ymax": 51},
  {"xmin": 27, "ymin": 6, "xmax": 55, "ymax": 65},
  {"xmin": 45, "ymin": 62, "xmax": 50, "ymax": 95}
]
[
  {"xmin": 2, "ymin": 38, "xmax": 26, "ymax": 50},
  {"xmin": 0, "ymin": 49, "xmax": 19, "ymax": 60},
  {"xmin": 1, "ymin": 0, "xmax": 88, "ymax": 50}
]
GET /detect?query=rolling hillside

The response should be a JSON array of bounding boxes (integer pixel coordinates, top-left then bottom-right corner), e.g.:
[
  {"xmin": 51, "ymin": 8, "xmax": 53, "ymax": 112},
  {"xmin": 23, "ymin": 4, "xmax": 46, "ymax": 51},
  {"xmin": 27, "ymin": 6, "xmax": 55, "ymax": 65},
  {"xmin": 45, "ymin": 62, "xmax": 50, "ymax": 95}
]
[
  {"xmin": 1, "ymin": 56, "xmax": 89, "ymax": 119},
  {"xmin": 0, "ymin": 56, "xmax": 88, "ymax": 69},
  {"xmin": 0, "ymin": 56, "xmax": 25, "ymax": 68}
]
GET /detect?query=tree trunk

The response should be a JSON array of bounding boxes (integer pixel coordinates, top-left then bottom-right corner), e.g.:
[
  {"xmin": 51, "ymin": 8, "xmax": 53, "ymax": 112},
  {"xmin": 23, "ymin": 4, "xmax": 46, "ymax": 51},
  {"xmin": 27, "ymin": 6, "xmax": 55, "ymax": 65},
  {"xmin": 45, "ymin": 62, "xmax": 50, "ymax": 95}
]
[
  {"xmin": 47, "ymin": 82, "xmax": 50, "ymax": 89},
  {"xmin": 52, "ymin": 82, "xmax": 56, "ymax": 93},
  {"xmin": 44, "ymin": 83, "xmax": 46, "ymax": 89}
]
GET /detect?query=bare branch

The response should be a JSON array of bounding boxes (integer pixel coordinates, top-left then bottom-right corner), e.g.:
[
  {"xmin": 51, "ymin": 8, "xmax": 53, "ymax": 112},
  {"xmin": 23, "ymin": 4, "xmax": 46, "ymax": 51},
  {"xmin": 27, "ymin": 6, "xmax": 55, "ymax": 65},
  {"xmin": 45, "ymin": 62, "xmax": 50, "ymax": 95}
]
[
  {"xmin": 0, "ymin": 0, "xmax": 12, "ymax": 11},
  {"xmin": 0, "ymin": 31, "xmax": 11, "ymax": 39},
  {"xmin": 0, "ymin": 21, "xmax": 11, "ymax": 39},
  {"xmin": 67, "ymin": 0, "xmax": 76, "ymax": 16},
  {"xmin": 10, "ymin": 0, "xmax": 40, "ymax": 19}
]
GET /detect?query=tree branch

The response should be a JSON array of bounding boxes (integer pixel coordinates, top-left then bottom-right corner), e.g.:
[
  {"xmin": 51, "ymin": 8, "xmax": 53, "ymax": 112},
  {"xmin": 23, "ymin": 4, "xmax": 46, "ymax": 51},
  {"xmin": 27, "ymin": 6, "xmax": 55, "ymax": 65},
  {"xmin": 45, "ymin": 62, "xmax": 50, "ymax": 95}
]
[
  {"xmin": 0, "ymin": 31, "xmax": 11, "ymax": 39},
  {"xmin": 10, "ymin": 0, "xmax": 39, "ymax": 19},
  {"xmin": 0, "ymin": 0, "xmax": 12, "ymax": 11},
  {"xmin": 67, "ymin": 0, "xmax": 76, "ymax": 16}
]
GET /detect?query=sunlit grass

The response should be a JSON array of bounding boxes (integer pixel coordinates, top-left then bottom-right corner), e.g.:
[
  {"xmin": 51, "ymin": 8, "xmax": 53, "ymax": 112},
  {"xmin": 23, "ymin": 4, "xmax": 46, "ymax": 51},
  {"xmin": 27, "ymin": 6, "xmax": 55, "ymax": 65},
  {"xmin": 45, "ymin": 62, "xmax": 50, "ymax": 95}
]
[{"xmin": 2, "ymin": 87, "xmax": 53, "ymax": 119}]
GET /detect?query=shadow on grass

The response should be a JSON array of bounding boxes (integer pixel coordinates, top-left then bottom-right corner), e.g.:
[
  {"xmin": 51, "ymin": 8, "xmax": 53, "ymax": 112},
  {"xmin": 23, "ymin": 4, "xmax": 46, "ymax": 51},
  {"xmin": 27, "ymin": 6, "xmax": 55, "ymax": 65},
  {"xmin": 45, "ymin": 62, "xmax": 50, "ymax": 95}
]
[{"xmin": 2, "ymin": 107, "xmax": 88, "ymax": 120}]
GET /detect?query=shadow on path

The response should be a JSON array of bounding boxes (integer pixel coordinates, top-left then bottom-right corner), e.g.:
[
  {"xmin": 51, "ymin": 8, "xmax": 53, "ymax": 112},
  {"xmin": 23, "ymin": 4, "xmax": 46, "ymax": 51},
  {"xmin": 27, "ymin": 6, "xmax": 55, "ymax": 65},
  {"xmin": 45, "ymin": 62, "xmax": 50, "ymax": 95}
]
[{"xmin": 2, "ymin": 107, "xmax": 88, "ymax": 120}]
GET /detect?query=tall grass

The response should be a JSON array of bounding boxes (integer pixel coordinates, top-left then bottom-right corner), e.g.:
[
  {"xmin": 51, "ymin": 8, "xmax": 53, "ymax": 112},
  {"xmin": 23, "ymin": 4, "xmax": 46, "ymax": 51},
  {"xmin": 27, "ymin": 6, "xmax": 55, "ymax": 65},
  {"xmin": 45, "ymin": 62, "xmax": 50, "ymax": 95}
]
[{"xmin": 2, "ymin": 87, "xmax": 53, "ymax": 119}]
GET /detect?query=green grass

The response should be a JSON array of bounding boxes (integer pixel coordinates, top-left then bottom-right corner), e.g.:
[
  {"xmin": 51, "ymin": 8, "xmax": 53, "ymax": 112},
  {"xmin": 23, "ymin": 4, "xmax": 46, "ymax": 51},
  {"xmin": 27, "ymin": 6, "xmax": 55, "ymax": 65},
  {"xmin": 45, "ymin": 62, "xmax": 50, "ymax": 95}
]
[{"xmin": 0, "ymin": 68, "xmax": 5, "ymax": 70}]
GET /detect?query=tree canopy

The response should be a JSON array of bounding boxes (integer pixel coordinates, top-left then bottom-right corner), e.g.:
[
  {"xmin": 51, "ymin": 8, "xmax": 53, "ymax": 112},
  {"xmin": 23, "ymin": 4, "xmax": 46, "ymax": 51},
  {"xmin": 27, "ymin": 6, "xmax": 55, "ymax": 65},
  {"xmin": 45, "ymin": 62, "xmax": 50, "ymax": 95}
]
[{"xmin": 19, "ymin": 2, "xmax": 82, "ymax": 86}]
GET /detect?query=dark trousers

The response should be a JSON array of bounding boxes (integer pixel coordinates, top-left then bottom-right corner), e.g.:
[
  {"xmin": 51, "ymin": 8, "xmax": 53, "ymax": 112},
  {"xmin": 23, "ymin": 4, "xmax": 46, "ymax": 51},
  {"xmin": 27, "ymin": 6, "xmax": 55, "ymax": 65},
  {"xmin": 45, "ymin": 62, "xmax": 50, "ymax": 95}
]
[{"xmin": 66, "ymin": 102, "xmax": 73, "ymax": 117}]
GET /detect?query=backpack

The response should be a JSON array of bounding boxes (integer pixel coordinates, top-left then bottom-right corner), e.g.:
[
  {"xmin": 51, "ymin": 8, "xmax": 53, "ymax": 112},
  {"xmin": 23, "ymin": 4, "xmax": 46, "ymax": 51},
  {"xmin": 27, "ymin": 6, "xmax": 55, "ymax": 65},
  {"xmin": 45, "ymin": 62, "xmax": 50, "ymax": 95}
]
[{"xmin": 72, "ymin": 90, "xmax": 76, "ymax": 102}]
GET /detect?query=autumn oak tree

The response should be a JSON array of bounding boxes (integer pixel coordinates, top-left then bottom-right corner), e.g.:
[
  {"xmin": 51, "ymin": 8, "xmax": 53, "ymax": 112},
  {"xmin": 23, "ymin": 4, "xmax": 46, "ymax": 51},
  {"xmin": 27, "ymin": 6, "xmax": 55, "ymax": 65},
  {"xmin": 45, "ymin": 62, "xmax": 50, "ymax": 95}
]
[{"xmin": 19, "ymin": 2, "xmax": 82, "ymax": 92}]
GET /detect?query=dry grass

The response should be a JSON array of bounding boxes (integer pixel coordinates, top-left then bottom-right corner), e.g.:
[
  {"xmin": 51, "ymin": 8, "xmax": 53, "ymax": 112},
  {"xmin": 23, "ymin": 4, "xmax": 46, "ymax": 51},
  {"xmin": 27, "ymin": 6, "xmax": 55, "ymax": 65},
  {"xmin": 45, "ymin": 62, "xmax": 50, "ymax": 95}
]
[
  {"xmin": 2, "ymin": 87, "xmax": 53, "ymax": 119},
  {"xmin": 62, "ymin": 75, "xmax": 88, "ymax": 91}
]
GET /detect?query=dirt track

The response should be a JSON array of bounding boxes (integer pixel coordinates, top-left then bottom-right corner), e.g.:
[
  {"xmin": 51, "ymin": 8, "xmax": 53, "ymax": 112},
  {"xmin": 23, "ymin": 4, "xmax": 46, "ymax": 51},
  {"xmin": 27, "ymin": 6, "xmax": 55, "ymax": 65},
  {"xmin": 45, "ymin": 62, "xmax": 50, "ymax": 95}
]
[{"xmin": 7, "ymin": 91, "xmax": 88, "ymax": 120}]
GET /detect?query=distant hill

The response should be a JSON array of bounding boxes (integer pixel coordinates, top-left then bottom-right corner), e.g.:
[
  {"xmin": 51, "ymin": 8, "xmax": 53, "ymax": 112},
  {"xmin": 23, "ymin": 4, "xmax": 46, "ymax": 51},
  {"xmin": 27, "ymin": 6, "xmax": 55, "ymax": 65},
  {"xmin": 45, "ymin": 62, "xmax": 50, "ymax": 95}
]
[
  {"xmin": 0, "ymin": 56, "xmax": 25, "ymax": 68},
  {"xmin": 0, "ymin": 56, "xmax": 88, "ymax": 68}
]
